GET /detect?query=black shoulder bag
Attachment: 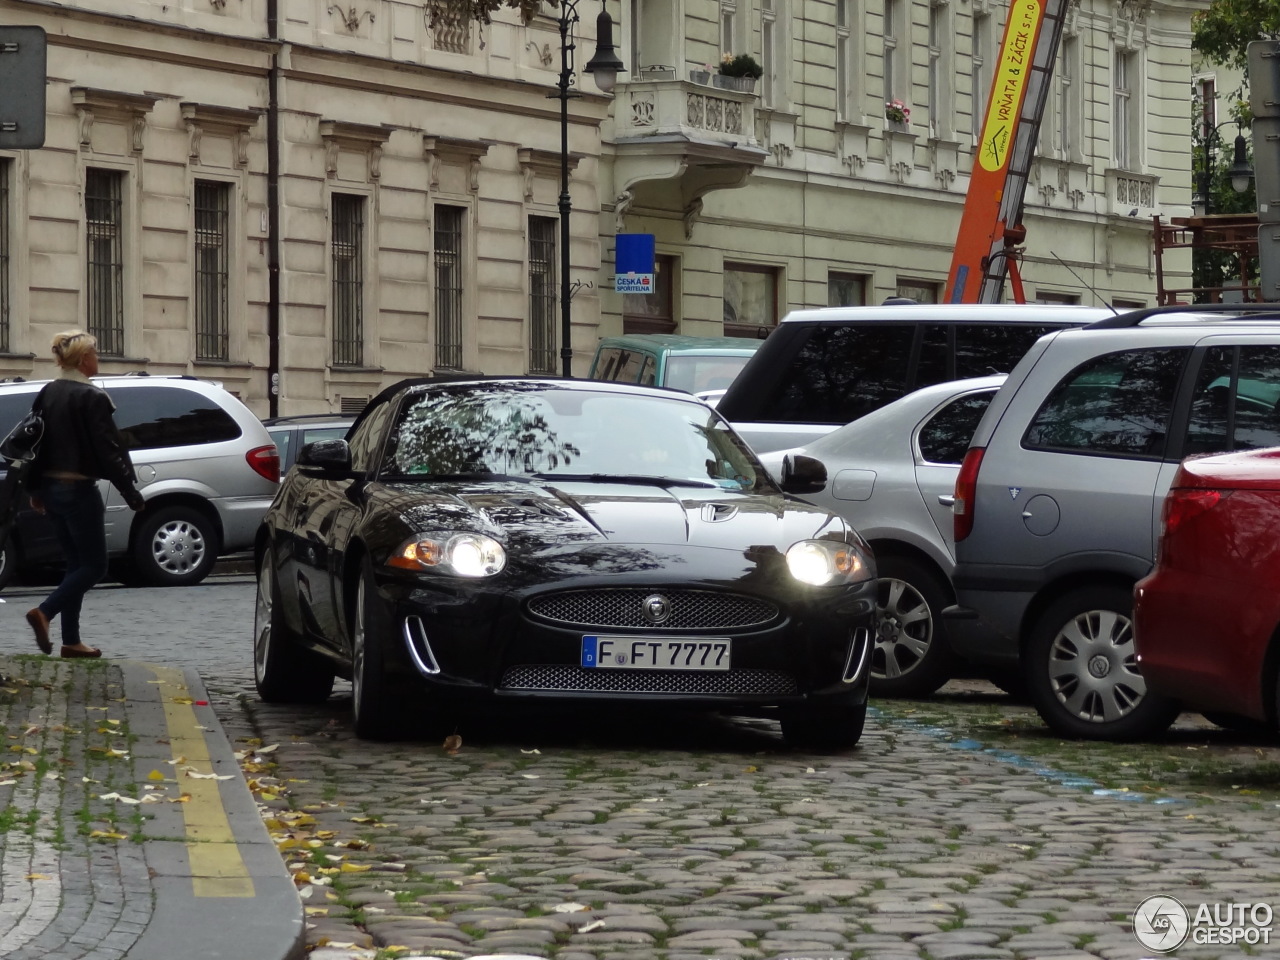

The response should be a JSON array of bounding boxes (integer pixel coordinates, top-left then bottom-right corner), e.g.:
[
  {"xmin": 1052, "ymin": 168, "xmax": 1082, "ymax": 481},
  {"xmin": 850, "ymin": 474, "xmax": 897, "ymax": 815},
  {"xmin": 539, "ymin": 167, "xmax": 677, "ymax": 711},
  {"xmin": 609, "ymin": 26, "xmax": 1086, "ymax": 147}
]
[{"xmin": 0, "ymin": 387, "xmax": 48, "ymax": 465}]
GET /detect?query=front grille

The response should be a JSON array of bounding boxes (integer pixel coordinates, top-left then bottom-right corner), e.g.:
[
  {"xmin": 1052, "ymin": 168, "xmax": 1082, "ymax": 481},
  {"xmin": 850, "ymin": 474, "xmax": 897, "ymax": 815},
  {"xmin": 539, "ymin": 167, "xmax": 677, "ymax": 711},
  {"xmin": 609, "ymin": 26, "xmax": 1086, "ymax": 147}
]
[
  {"xmin": 526, "ymin": 589, "xmax": 779, "ymax": 630},
  {"xmin": 500, "ymin": 665, "xmax": 798, "ymax": 696}
]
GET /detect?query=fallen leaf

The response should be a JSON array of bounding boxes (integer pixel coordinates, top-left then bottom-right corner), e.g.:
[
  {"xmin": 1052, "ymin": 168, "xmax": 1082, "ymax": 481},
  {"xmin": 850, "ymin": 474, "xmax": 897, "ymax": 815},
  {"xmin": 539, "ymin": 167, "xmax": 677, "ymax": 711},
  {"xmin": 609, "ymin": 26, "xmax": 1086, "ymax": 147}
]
[
  {"xmin": 89, "ymin": 830, "xmax": 128, "ymax": 840},
  {"xmin": 24, "ymin": 873, "xmax": 50, "ymax": 880},
  {"xmin": 520, "ymin": 774, "xmax": 539, "ymax": 779},
  {"xmin": 520, "ymin": 748, "xmax": 541, "ymax": 755},
  {"xmin": 553, "ymin": 902, "xmax": 589, "ymax": 913},
  {"xmin": 169, "ymin": 696, "xmax": 194, "ymax": 705},
  {"xmin": 578, "ymin": 919, "xmax": 606, "ymax": 933},
  {"xmin": 185, "ymin": 770, "xmax": 233, "ymax": 781},
  {"xmin": 442, "ymin": 734, "xmax": 462, "ymax": 754},
  {"xmin": 146, "ymin": 770, "xmax": 166, "ymax": 782}
]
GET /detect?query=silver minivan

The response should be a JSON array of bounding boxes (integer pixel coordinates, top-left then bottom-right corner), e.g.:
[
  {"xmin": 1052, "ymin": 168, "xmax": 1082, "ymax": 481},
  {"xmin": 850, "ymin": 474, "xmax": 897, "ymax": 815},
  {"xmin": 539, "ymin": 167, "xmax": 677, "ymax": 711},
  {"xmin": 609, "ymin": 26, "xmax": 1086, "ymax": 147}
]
[
  {"xmin": 945, "ymin": 305, "xmax": 1280, "ymax": 739},
  {"xmin": 0, "ymin": 375, "xmax": 279, "ymax": 587}
]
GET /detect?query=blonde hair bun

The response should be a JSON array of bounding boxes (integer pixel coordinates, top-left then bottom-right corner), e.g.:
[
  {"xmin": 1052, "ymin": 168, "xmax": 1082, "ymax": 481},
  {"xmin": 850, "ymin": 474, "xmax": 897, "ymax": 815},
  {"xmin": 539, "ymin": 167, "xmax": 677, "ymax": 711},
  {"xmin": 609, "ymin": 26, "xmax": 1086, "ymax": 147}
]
[{"xmin": 52, "ymin": 329, "xmax": 97, "ymax": 369}]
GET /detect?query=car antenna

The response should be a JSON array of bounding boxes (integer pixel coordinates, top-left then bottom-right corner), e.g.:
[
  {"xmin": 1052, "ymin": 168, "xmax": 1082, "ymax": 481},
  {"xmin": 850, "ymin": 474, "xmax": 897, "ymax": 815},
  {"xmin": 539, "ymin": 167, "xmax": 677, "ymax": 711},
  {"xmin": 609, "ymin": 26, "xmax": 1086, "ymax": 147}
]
[{"xmin": 1050, "ymin": 251, "xmax": 1120, "ymax": 317}]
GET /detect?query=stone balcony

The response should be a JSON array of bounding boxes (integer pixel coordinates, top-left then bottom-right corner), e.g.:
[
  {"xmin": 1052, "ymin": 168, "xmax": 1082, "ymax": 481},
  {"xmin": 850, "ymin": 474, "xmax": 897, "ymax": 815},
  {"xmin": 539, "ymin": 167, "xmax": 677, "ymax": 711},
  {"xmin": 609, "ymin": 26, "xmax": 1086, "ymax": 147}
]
[{"xmin": 606, "ymin": 75, "xmax": 768, "ymax": 235}]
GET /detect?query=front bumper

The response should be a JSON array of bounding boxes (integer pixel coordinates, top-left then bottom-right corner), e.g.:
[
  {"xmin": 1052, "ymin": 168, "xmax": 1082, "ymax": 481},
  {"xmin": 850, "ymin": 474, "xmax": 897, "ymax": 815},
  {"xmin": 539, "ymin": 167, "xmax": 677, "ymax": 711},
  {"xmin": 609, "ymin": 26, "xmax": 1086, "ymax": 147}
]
[{"xmin": 377, "ymin": 576, "xmax": 877, "ymax": 711}]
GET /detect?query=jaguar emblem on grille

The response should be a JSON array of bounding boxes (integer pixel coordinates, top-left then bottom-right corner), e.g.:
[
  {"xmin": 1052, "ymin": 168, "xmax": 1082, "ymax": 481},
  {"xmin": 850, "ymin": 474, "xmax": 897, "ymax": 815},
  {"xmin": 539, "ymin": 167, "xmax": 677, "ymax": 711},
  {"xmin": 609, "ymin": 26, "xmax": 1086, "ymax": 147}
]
[{"xmin": 642, "ymin": 594, "xmax": 671, "ymax": 624}]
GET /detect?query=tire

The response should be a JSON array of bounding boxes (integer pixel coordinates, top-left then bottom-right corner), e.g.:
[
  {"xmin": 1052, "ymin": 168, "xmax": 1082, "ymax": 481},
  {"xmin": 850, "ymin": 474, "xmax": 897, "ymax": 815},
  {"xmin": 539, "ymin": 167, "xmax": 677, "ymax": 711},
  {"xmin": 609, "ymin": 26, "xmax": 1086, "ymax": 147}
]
[
  {"xmin": 0, "ymin": 537, "xmax": 16, "ymax": 591},
  {"xmin": 1025, "ymin": 585, "xmax": 1180, "ymax": 740},
  {"xmin": 780, "ymin": 699, "xmax": 867, "ymax": 750},
  {"xmin": 253, "ymin": 551, "xmax": 335, "ymax": 703},
  {"xmin": 871, "ymin": 556, "xmax": 959, "ymax": 697},
  {"xmin": 132, "ymin": 506, "xmax": 219, "ymax": 586},
  {"xmin": 351, "ymin": 558, "xmax": 400, "ymax": 740}
]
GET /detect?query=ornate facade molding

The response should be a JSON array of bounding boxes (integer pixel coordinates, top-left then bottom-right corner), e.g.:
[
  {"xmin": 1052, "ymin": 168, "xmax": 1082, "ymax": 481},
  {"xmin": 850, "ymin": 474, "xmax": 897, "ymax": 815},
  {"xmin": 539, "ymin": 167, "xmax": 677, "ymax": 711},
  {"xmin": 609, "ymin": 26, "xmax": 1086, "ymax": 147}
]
[
  {"xmin": 422, "ymin": 135, "xmax": 490, "ymax": 193},
  {"xmin": 319, "ymin": 119, "xmax": 392, "ymax": 181},
  {"xmin": 180, "ymin": 102, "xmax": 263, "ymax": 167},
  {"xmin": 70, "ymin": 87, "xmax": 160, "ymax": 154},
  {"xmin": 517, "ymin": 147, "xmax": 578, "ymax": 202}
]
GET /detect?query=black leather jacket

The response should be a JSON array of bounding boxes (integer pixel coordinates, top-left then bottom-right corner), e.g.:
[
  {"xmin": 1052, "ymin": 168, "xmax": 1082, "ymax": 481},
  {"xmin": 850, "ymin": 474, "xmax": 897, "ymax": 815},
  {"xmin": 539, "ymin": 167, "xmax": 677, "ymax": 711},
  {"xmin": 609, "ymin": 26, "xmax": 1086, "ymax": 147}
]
[{"xmin": 27, "ymin": 377, "xmax": 143, "ymax": 507}]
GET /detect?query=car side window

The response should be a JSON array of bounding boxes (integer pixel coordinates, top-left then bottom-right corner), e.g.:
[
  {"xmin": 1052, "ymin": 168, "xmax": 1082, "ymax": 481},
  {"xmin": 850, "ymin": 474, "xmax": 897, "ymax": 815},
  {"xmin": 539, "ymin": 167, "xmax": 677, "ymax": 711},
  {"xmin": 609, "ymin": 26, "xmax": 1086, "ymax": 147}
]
[
  {"xmin": 1024, "ymin": 347, "xmax": 1190, "ymax": 458},
  {"xmin": 0, "ymin": 393, "xmax": 37, "ymax": 434},
  {"xmin": 108, "ymin": 386, "xmax": 242, "ymax": 450},
  {"xmin": 955, "ymin": 324, "xmax": 1056, "ymax": 379},
  {"xmin": 348, "ymin": 402, "xmax": 392, "ymax": 474},
  {"xmin": 762, "ymin": 323, "xmax": 916, "ymax": 424},
  {"xmin": 593, "ymin": 348, "xmax": 623, "ymax": 380},
  {"xmin": 1185, "ymin": 346, "xmax": 1280, "ymax": 455},
  {"xmin": 917, "ymin": 391, "xmax": 997, "ymax": 464}
]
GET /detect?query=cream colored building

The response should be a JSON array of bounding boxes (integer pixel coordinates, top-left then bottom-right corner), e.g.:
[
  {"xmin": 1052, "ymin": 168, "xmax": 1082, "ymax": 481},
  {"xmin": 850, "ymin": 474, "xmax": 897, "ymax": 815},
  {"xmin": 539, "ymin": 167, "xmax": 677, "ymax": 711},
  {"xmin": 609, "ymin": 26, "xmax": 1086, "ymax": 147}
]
[{"xmin": 0, "ymin": 0, "xmax": 1198, "ymax": 415}]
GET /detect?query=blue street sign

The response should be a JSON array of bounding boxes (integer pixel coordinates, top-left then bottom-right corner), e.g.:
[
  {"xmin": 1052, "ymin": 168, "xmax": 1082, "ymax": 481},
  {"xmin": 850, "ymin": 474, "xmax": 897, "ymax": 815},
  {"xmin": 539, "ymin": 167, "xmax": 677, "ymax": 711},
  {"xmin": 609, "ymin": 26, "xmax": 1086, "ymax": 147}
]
[{"xmin": 615, "ymin": 233, "xmax": 655, "ymax": 294}]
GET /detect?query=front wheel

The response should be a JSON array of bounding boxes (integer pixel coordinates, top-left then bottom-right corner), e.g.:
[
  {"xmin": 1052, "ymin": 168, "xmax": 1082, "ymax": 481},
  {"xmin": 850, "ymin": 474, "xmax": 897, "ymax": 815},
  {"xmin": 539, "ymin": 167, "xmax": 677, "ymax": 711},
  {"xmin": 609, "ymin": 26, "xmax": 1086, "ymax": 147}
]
[
  {"xmin": 871, "ymin": 556, "xmax": 958, "ymax": 697},
  {"xmin": 132, "ymin": 506, "xmax": 219, "ymax": 586},
  {"xmin": 780, "ymin": 700, "xmax": 867, "ymax": 751},
  {"xmin": 1025, "ymin": 585, "xmax": 1179, "ymax": 740},
  {"xmin": 352, "ymin": 558, "xmax": 400, "ymax": 740},
  {"xmin": 254, "ymin": 550, "xmax": 335, "ymax": 703}
]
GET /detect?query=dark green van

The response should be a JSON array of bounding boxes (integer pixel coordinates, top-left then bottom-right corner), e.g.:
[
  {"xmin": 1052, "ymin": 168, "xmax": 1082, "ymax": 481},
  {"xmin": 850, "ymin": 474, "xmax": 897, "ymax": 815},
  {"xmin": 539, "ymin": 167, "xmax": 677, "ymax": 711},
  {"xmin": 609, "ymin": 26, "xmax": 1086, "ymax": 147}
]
[{"xmin": 587, "ymin": 334, "xmax": 761, "ymax": 403}]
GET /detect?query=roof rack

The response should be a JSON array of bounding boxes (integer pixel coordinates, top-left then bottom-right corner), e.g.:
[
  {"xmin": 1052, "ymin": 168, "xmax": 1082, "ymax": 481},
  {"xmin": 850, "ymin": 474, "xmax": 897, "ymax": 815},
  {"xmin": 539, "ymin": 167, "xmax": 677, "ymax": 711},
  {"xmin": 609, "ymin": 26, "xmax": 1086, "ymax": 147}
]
[{"xmin": 1085, "ymin": 301, "xmax": 1280, "ymax": 330}]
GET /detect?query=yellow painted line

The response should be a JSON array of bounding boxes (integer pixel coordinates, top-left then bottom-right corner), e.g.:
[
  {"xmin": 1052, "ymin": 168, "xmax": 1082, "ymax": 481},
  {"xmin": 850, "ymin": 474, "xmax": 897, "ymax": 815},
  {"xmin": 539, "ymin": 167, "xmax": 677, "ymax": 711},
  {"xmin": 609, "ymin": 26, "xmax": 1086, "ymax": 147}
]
[{"xmin": 148, "ymin": 664, "xmax": 254, "ymax": 898}]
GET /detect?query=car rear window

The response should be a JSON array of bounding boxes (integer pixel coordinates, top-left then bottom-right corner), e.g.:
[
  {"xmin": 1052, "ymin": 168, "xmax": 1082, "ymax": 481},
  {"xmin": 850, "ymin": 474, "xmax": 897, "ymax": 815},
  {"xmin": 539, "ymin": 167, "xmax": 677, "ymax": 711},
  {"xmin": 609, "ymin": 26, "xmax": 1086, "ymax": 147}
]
[{"xmin": 108, "ymin": 385, "xmax": 242, "ymax": 450}]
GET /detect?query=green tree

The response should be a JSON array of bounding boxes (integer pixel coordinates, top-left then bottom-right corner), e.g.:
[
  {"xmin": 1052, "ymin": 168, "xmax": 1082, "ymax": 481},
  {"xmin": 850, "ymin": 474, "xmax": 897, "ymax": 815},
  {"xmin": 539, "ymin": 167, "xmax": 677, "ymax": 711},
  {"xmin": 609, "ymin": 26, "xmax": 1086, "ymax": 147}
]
[{"xmin": 1192, "ymin": 0, "xmax": 1280, "ymax": 71}]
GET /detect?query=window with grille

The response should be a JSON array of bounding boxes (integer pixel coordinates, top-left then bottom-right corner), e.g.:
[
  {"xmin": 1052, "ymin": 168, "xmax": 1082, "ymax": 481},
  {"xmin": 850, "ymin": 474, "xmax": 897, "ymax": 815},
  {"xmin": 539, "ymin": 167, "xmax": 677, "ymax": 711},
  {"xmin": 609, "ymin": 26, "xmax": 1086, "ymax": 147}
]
[
  {"xmin": 528, "ymin": 216, "xmax": 557, "ymax": 374},
  {"xmin": 86, "ymin": 168, "xmax": 125, "ymax": 357},
  {"xmin": 194, "ymin": 180, "xmax": 231, "ymax": 361},
  {"xmin": 331, "ymin": 193, "xmax": 364, "ymax": 367},
  {"xmin": 0, "ymin": 159, "xmax": 9, "ymax": 353},
  {"xmin": 434, "ymin": 205, "xmax": 464, "ymax": 370}
]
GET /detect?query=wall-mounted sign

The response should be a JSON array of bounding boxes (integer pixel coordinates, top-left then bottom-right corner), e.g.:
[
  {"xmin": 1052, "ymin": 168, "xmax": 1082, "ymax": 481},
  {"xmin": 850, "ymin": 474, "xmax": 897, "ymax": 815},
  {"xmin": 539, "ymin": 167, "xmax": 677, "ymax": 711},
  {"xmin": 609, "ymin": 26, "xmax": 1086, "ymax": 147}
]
[{"xmin": 615, "ymin": 233, "xmax": 655, "ymax": 294}]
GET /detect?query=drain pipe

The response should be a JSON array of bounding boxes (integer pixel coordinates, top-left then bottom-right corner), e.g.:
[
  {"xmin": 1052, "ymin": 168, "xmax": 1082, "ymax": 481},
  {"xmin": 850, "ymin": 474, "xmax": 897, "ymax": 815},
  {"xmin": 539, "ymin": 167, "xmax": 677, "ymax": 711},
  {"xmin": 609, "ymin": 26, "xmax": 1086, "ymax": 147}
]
[{"xmin": 266, "ymin": 0, "xmax": 282, "ymax": 417}]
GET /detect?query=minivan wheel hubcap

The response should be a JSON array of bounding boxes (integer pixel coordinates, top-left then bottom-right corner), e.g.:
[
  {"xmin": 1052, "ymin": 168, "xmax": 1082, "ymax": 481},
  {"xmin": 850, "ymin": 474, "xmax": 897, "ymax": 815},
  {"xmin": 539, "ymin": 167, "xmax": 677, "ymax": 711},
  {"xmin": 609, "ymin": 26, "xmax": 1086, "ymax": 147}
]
[
  {"xmin": 153, "ymin": 520, "xmax": 207, "ymax": 575},
  {"xmin": 1048, "ymin": 608, "xmax": 1146, "ymax": 723}
]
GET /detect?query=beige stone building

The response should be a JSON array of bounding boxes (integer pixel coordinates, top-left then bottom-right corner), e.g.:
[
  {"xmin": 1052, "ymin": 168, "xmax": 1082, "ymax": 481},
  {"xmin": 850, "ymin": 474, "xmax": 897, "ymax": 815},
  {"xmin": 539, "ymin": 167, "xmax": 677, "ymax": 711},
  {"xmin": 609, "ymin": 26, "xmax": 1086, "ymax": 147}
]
[{"xmin": 0, "ymin": 0, "xmax": 1199, "ymax": 415}]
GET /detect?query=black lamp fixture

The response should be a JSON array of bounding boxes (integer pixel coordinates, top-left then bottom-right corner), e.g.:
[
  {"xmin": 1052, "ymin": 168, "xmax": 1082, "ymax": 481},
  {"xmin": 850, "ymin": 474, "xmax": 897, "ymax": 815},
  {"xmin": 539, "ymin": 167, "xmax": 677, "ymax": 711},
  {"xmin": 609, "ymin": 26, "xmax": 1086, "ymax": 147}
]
[
  {"xmin": 1194, "ymin": 120, "xmax": 1254, "ymax": 216},
  {"xmin": 553, "ymin": 1, "xmax": 624, "ymax": 377}
]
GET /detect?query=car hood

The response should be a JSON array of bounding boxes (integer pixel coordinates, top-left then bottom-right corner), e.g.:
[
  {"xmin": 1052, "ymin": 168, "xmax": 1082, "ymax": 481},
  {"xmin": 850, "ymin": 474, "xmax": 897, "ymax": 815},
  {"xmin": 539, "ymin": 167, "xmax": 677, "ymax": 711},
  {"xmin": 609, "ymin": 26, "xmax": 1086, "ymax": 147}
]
[{"xmin": 375, "ymin": 478, "xmax": 852, "ymax": 551}]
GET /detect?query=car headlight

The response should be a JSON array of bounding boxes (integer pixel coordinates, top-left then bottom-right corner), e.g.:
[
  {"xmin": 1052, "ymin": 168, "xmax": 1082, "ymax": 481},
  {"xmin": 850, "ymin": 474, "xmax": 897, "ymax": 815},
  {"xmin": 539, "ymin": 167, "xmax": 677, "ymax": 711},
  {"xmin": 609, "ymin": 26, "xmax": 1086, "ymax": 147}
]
[
  {"xmin": 387, "ymin": 533, "xmax": 506, "ymax": 577},
  {"xmin": 785, "ymin": 539, "xmax": 872, "ymax": 586}
]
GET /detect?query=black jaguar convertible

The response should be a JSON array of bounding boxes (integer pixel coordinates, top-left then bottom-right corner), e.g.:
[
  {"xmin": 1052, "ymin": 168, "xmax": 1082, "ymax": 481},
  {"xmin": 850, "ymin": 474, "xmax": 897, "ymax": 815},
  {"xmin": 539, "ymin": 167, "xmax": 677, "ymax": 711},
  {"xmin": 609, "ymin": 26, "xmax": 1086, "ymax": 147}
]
[{"xmin": 253, "ymin": 377, "xmax": 877, "ymax": 747}]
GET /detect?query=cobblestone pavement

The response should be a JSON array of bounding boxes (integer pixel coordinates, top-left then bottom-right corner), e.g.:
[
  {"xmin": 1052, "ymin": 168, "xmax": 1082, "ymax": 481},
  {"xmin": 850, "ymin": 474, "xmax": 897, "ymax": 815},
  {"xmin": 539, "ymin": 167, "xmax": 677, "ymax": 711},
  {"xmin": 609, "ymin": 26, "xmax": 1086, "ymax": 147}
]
[
  {"xmin": 4, "ymin": 576, "xmax": 1279, "ymax": 960},
  {"xmin": 220, "ymin": 695, "xmax": 1280, "ymax": 960}
]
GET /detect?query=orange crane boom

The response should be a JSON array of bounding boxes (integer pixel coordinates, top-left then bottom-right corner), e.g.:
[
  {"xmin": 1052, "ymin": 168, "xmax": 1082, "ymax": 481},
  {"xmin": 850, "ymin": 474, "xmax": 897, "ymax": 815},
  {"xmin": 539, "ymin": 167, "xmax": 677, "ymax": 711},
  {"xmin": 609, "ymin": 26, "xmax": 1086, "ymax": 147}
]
[{"xmin": 945, "ymin": 0, "xmax": 1069, "ymax": 304}]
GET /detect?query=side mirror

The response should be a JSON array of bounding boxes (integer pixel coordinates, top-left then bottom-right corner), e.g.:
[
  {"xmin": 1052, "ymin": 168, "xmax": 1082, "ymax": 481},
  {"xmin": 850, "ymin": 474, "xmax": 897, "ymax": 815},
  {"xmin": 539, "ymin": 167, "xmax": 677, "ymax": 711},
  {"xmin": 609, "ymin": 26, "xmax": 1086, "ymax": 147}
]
[
  {"xmin": 780, "ymin": 454, "xmax": 827, "ymax": 494},
  {"xmin": 298, "ymin": 438, "xmax": 352, "ymax": 473}
]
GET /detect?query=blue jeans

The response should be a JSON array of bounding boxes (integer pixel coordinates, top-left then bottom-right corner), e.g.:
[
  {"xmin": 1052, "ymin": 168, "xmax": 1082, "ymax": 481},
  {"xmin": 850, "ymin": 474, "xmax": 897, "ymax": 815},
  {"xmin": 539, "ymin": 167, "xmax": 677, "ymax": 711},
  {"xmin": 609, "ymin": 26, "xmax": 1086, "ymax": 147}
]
[{"xmin": 38, "ymin": 480, "xmax": 107, "ymax": 648}]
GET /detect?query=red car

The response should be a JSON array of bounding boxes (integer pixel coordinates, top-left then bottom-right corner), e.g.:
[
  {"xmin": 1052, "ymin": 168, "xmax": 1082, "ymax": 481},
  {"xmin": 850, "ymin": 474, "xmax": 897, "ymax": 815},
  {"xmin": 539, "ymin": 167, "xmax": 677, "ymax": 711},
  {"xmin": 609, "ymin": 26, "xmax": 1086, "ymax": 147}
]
[{"xmin": 1134, "ymin": 447, "xmax": 1280, "ymax": 731}]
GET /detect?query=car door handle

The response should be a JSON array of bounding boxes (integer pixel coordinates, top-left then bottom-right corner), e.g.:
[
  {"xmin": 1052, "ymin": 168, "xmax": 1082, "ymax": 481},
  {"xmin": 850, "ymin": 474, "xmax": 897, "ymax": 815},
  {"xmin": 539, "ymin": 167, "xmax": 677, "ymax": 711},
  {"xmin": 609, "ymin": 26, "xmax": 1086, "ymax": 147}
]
[{"xmin": 937, "ymin": 495, "xmax": 955, "ymax": 506}]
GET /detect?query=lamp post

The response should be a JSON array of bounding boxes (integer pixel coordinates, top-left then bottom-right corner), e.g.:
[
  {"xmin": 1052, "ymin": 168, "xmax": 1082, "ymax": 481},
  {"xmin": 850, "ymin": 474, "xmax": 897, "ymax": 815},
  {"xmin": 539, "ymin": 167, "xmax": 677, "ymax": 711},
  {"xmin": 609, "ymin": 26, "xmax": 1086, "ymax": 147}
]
[
  {"xmin": 1193, "ymin": 120, "xmax": 1254, "ymax": 216},
  {"xmin": 553, "ymin": 1, "xmax": 624, "ymax": 377}
]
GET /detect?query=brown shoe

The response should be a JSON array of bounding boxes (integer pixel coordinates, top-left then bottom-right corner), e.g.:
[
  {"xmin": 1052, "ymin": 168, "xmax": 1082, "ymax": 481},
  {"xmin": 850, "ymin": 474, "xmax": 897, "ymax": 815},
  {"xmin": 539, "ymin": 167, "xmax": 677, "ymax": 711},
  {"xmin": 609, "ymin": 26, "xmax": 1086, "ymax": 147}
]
[
  {"xmin": 60, "ymin": 645, "xmax": 102, "ymax": 659},
  {"xmin": 26, "ymin": 609, "xmax": 51, "ymax": 655}
]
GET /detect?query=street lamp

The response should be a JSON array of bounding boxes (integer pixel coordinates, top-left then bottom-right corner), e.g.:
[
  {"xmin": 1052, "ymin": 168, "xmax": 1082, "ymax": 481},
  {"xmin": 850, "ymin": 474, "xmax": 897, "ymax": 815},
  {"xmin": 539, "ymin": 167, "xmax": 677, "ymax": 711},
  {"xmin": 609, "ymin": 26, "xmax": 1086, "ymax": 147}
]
[
  {"xmin": 553, "ymin": 1, "xmax": 624, "ymax": 377},
  {"xmin": 1193, "ymin": 120, "xmax": 1254, "ymax": 216}
]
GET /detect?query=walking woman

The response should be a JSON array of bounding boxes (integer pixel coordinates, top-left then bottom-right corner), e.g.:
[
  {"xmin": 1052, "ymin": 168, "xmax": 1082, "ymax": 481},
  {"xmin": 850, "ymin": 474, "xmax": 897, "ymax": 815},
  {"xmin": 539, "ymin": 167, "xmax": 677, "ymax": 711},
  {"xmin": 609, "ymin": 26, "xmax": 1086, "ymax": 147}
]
[{"xmin": 24, "ymin": 330, "xmax": 145, "ymax": 658}]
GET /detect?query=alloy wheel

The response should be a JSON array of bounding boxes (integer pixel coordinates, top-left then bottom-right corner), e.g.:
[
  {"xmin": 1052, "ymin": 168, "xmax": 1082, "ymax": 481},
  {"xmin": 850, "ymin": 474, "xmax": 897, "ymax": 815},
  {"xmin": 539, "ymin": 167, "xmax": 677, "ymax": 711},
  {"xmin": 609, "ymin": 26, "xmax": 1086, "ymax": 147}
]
[
  {"xmin": 872, "ymin": 577, "xmax": 933, "ymax": 680},
  {"xmin": 352, "ymin": 576, "xmax": 368, "ymax": 719},
  {"xmin": 253, "ymin": 559, "xmax": 272, "ymax": 681}
]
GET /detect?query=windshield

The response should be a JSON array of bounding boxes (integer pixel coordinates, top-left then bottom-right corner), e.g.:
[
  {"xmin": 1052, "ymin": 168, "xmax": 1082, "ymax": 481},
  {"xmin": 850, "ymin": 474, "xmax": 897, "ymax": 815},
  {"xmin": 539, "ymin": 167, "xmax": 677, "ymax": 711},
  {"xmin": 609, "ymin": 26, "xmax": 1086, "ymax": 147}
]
[{"xmin": 379, "ymin": 383, "xmax": 772, "ymax": 492}]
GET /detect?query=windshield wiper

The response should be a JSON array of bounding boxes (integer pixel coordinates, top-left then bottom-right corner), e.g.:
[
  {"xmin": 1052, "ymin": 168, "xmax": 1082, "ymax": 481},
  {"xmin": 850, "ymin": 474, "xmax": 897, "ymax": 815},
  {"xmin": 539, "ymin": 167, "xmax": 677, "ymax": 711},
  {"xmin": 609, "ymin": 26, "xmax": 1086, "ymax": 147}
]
[{"xmin": 530, "ymin": 473, "xmax": 720, "ymax": 488}]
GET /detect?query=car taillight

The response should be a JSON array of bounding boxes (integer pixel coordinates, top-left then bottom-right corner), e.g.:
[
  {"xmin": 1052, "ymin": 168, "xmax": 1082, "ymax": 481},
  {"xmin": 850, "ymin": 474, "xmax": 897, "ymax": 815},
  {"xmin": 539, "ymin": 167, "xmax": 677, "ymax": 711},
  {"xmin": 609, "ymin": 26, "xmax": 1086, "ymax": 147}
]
[
  {"xmin": 246, "ymin": 444, "xmax": 281, "ymax": 484},
  {"xmin": 1157, "ymin": 487, "xmax": 1230, "ymax": 564},
  {"xmin": 953, "ymin": 447, "xmax": 986, "ymax": 543}
]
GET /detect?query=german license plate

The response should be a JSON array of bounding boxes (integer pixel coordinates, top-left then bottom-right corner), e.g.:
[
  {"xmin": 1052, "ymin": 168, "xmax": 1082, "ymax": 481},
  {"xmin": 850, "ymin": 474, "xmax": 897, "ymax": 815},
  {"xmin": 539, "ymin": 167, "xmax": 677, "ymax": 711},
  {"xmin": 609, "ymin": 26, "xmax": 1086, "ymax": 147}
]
[{"xmin": 581, "ymin": 636, "xmax": 732, "ymax": 671}]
